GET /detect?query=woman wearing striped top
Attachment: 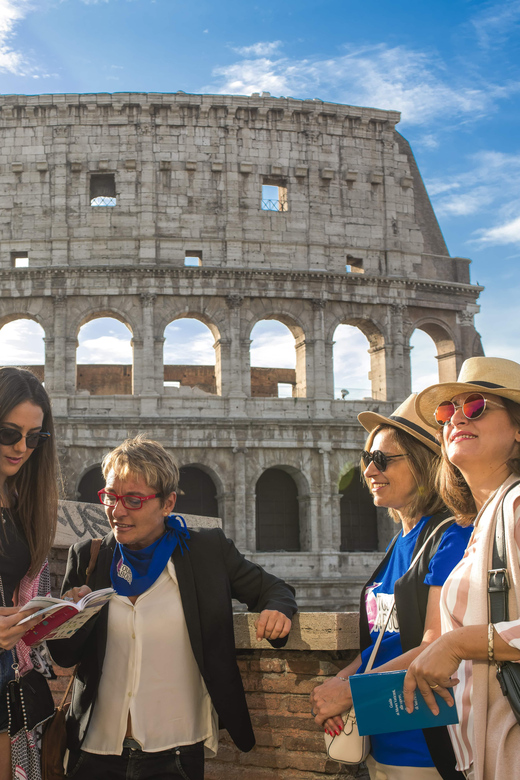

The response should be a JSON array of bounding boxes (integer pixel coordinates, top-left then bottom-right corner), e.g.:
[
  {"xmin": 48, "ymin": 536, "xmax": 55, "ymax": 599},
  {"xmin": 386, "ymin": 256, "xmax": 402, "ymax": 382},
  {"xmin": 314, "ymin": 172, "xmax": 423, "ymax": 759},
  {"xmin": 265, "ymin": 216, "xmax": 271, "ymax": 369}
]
[{"xmin": 404, "ymin": 357, "xmax": 520, "ymax": 780}]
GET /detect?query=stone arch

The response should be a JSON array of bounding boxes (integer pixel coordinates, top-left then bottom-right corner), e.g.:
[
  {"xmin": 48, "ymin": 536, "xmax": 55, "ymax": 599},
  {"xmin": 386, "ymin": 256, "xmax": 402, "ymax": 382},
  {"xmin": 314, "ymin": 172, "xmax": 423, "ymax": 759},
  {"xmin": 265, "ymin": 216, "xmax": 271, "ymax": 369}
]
[
  {"xmin": 253, "ymin": 464, "xmax": 311, "ymax": 552},
  {"xmin": 162, "ymin": 311, "xmax": 222, "ymax": 395},
  {"xmin": 329, "ymin": 314, "xmax": 387, "ymax": 401},
  {"xmin": 0, "ymin": 314, "xmax": 46, "ymax": 377},
  {"xmin": 409, "ymin": 318, "xmax": 459, "ymax": 384},
  {"xmin": 76, "ymin": 311, "xmax": 134, "ymax": 395},
  {"xmin": 76, "ymin": 463, "xmax": 104, "ymax": 504},
  {"xmin": 338, "ymin": 465, "xmax": 378, "ymax": 551},
  {"xmin": 247, "ymin": 311, "xmax": 307, "ymax": 398},
  {"xmin": 175, "ymin": 462, "xmax": 221, "ymax": 518}
]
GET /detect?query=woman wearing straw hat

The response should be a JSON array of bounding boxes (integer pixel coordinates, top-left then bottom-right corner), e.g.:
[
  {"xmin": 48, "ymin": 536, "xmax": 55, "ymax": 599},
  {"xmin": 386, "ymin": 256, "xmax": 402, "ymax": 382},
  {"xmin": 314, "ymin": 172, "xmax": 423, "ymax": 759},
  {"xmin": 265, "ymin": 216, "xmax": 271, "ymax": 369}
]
[
  {"xmin": 311, "ymin": 394, "xmax": 472, "ymax": 780},
  {"xmin": 403, "ymin": 357, "xmax": 520, "ymax": 780}
]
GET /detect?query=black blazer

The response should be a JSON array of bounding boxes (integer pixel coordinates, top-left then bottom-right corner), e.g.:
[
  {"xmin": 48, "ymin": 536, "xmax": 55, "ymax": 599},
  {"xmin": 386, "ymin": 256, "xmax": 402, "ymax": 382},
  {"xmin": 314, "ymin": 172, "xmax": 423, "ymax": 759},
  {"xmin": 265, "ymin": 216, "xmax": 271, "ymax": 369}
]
[{"xmin": 48, "ymin": 528, "xmax": 297, "ymax": 753}]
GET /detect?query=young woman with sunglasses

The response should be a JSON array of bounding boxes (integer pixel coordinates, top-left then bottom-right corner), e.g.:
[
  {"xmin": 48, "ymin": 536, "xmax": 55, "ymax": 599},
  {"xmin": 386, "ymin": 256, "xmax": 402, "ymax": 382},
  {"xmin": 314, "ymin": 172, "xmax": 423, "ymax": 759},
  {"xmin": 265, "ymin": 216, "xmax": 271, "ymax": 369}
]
[
  {"xmin": 0, "ymin": 367, "xmax": 59, "ymax": 780},
  {"xmin": 404, "ymin": 358, "xmax": 520, "ymax": 780},
  {"xmin": 310, "ymin": 394, "xmax": 472, "ymax": 780}
]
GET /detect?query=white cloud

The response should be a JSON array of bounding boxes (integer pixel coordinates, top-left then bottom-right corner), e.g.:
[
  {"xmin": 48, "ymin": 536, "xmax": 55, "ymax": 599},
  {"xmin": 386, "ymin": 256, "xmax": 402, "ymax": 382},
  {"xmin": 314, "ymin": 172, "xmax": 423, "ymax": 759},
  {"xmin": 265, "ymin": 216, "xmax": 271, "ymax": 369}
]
[
  {"xmin": 0, "ymin": 319, "xmax": 45, "ymax": 364},
  {"xmin": 250, "ymin": 321, "xmax": 295, "ymax": 368},
  {"xmin": 207, "ymin": 43, "xmax": 514, "ymax": 126},
  {"xmin": 232, "ymin": 41, "xmax": 282, "ymax": 58},
  {"xmin": 163, "ymin": 319, "xmax": 215, "ymax": 365},
  {"xmin": 0, "ymin": 0, "xmax": 34, "ymax": 74},
  {"xmin": 77, "ymin": 335, "xmax": 132, "ymax": 364},
  {"xmin": 471, "ymin": 0, "xmax": 520, "ymax": 49},
  {"xmin": 475, "ymin": 215, "xmax": 520, "ymax": 246},
  {"xmin": 332, "ymin": 325, "xmax": 371, "ymax": 399}
]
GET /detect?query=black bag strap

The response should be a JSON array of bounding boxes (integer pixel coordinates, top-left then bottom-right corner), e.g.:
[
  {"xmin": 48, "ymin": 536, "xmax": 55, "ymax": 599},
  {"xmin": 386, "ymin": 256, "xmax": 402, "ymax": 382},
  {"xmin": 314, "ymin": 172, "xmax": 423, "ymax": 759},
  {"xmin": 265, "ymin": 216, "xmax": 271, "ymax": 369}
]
[{"xmin": 488, "ymin": 481, "xmax": 520, "ymax": 623}]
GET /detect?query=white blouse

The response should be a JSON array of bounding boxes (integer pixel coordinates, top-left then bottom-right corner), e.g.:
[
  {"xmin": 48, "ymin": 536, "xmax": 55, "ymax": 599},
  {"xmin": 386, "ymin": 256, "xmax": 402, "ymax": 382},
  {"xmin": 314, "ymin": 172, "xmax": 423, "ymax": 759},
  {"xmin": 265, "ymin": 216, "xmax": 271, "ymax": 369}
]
[{"xmin": 82, "ymin": 560, "xmax": 218, "ymax": 756}]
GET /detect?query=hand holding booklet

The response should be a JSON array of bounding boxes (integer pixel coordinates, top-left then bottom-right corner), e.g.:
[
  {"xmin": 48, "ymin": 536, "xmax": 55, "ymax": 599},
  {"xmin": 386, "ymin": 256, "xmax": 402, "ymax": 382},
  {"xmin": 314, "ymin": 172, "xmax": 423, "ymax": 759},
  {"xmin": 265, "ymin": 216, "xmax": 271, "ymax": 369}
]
[
  {"xmin": 349, "ymin": 669, "xmax": 459, "ymax": 736},
  {"xmin": 18, "ymin": 588, "xmax": 115, "ymax": 646}
]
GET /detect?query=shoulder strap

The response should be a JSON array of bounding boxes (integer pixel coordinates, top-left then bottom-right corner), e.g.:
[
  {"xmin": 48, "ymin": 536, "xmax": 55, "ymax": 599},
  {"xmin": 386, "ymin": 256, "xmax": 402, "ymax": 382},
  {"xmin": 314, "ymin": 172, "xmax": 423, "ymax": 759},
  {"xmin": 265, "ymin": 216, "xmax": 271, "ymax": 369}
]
[
  {"xmin": 489, "ymin": 481, "xmax": 520, "ymax": 623},
  {"xmin": 85, "ymin": 538, "xmax": 103, "ymax": 585},
  {"xmin": 365, "ymin": 517, "xmax": 454, "ymax": 673}
]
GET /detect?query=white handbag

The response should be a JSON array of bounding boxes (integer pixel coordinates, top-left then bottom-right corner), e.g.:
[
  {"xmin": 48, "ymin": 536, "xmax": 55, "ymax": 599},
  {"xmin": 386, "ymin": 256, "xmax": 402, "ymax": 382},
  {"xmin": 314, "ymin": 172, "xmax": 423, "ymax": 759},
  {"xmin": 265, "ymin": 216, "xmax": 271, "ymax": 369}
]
[{"xmin": 324, "ymin": 519, "xmax": 452, "ymax": 765}]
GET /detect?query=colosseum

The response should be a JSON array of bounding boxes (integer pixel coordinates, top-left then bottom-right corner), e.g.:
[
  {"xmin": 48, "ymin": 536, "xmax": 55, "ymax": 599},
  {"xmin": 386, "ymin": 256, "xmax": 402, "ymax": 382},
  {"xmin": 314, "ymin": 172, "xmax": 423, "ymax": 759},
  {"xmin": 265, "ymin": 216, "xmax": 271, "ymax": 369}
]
[{"xmin": 0, "ymin": 91, "xmax": 483, "ymax": 608}]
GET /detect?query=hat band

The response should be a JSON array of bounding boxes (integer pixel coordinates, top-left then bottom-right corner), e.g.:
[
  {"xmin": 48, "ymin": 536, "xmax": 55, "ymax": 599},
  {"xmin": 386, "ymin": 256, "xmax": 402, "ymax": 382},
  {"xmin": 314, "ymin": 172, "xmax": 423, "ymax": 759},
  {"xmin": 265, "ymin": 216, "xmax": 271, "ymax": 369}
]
[
  {"xmin": 467, "ymin": 380, "xmax": 505, "ymax": 389},
  {"xmin": 389, "ymin": 415, "xmax": 437, "ymax": 445}
]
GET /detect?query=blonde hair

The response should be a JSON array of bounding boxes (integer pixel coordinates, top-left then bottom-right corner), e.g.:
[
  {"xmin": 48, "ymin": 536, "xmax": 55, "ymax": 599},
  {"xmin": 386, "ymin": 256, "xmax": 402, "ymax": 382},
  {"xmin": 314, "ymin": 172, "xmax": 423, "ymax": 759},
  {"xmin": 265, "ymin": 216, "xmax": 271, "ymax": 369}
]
[
  {"xmin": 437, "ymin": 396, "xmax": 520, "ymax": 526},
  {"xmin": 102, "ymin": 435, "xmax": 179, "ymax": 500},
  {"xmin": 362, "ymin": 424, "xmax": 444, "ymax": 523}
]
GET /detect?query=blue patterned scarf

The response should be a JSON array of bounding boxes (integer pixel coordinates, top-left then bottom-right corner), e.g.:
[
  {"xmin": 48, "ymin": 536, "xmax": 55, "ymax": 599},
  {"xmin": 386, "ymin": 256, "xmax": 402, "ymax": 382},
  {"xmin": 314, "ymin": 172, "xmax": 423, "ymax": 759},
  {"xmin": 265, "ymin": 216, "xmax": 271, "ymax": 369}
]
[{"xmin": 110, "ymin": 514, "xmax": 190, "ymax": 597}]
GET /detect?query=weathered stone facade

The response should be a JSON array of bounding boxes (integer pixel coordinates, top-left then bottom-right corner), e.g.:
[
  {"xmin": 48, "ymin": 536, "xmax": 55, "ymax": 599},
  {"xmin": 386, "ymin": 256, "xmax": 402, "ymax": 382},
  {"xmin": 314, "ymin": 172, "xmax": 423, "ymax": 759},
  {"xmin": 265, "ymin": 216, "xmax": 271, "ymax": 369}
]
[{"xmin": 0, "ymin": 92, "xmax": 483, "ymax": 608}]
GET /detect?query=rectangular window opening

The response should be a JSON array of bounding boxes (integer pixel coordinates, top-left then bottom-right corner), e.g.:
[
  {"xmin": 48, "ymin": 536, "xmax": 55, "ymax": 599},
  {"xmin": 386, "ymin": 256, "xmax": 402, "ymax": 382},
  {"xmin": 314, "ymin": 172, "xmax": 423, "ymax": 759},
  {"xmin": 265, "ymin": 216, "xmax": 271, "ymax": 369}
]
[
  {"xmin": 346, "ymin": 256, "xmax": 364, "ymax": 274},
  {"xmin": 11, "ymin": 251, "xmax": 29, "ymax": 268},
  {"xmin": 90, "ymin": 173, "xmax": 116, "ymax": 207},
  {"xmin": 261, "ymin": 179, "xmax": 288, "ymax": 212},
  {"xmin": 184, "ymin": 251, "xmax": 202, "ymax": 267},
  {"xmin": 277, "ymin": 383, "xmax": 293, "ymax": 398}
]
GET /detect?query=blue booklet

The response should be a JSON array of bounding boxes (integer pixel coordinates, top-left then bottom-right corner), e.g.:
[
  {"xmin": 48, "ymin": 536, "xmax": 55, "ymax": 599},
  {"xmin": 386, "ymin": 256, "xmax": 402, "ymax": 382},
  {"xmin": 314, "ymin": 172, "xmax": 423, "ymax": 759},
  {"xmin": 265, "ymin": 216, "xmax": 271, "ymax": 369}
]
[{"xmin": 349, "ymin": 670, "xmax": 459, "ymax": 736}]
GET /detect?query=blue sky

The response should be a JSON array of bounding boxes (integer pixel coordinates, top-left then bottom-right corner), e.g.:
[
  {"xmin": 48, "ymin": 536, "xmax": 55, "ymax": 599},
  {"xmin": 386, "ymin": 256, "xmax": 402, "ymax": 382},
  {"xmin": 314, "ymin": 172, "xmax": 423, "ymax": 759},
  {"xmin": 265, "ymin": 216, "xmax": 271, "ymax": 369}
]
[{"xmin": 1, "ymin": 0, "xmax": 520, "ymax": 394}]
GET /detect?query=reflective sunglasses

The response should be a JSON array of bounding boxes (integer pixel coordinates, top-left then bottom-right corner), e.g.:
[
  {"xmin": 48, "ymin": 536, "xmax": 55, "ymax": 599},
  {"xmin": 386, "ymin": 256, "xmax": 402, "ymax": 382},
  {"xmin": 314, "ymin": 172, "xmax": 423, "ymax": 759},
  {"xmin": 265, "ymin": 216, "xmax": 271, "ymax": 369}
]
[
  {"xmin": 434, "ymin": 393, "xmax": 504, "ymax": 426},
  {"xmin": 98, "ymin": 489, "xmax": 159, "ymax": 510},
  {"xmin": 0, "ymin": 428, "xmax": 51, "ymax": 448},
  {"xmin": 361, "ymin": 450, "xmax": 408, "ymax": 472}
]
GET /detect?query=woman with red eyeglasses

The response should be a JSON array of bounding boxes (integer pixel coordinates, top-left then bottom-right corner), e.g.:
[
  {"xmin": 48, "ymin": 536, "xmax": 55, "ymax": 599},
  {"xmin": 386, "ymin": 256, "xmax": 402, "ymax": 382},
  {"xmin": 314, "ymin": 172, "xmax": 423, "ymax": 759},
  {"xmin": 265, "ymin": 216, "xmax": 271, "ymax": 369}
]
[
  {"xmin": 311, "ymin": 394, "xmax": 472, "ymax": 780},
  {"xmin": 0, "ymin": 367, "xmax": 59, "ymax": 780},
  {"xmin": 404, "ymin": 358, "xmax": 520, "ymax": 780},
  {"xmin": 48, "ymin": 435, "xmax": 296, "ymax": 780}
]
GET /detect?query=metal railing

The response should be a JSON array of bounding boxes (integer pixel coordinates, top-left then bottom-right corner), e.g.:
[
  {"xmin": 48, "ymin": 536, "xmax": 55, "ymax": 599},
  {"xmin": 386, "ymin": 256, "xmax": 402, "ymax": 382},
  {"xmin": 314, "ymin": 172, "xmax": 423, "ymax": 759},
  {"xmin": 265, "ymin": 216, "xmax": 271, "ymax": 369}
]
[
  {"xmin": 91, "ymin": 196, "xmax": 116, "ymax": 207},
  {"xmin": 261, "ymin": 198, "xmax": 288, "ymax": 212}
]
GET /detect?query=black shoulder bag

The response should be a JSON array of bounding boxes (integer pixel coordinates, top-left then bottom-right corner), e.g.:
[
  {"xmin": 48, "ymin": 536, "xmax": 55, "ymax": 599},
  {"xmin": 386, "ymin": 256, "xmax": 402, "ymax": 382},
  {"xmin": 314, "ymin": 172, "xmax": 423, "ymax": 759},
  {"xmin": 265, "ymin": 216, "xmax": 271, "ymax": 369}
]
[{"xmin": 488, "ymin": 481, "xmax": 520, "ymax": 724}]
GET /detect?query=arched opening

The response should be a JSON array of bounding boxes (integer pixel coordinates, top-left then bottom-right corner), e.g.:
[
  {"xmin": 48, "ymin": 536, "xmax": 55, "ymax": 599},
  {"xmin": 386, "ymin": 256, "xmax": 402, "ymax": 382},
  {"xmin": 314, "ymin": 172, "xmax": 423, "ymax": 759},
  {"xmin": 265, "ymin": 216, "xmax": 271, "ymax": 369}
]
[
  {"xmin": 174, "ymin": 466, "xmax": 219, "ymax": 518},
  {"xmin": 339, "ymin": 466, "xmax": 378, "ymax": 551},
  {"xmin": 256, "ymin": 468, "xmax": 300, "ymax": 551},
  {"xmin": 163, "ymin": 318, "xmax": 218, "ymax": 395},
  {"xmin": 333, "ymin": 324, "xmax": 371, "ymax": 400},
  {"xmin": 410, "ymin": 329, "xmax": 438, "ymax": 392},
  {"xmin": 410, "ymin": 323, "xmax": 458, "ymax": 387},
  {"xmin": 77, "ymin": 465, "xmax": 104, "ymax": 504},
  {"xmin": 76, "ymin": 317, "xmax": 133, "ymax": 394},
  {"xmin": 0, "ymin": 318, "xmax": 45, "ymax": 381},
  {"xmin": 250, "ymin": 319, "xmax": 303, "ymax": 398}
]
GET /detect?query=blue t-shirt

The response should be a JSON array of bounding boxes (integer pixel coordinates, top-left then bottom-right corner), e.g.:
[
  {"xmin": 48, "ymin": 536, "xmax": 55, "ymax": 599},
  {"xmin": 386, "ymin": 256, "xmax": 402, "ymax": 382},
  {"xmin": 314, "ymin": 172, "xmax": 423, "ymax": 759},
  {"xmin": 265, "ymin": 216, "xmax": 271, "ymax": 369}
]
[{"xmin": 357, "ymin": 516, "xmax": 473, "ymax": 767}]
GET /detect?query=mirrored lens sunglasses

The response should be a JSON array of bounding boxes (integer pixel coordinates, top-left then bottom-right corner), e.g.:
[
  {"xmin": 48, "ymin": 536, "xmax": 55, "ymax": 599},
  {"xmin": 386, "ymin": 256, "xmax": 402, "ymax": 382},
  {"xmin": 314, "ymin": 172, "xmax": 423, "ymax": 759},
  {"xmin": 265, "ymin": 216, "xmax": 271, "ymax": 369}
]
[
  {"xmin": 434, "ymin": 393, "xmax": 502, "ymax": 426},
  {"xmin": 0, "ymin": 429, "xmax": 51, "ymax": 448},
  {"xmin": 361, "ymin": 450, "xmax": 408, "ymax": 472}
]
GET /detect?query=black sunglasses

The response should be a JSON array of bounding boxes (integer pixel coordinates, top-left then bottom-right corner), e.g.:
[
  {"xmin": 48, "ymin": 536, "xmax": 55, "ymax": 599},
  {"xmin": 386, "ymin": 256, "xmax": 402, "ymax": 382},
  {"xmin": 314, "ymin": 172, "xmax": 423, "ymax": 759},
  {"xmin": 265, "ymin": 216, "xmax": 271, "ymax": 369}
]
[
  {"xmin": 0, "ymin": 429, "xmax": 51, "ymax": 449},
  {"xmin": 361, "ymin": 450, "xmax": 408, "ymax": 472}
]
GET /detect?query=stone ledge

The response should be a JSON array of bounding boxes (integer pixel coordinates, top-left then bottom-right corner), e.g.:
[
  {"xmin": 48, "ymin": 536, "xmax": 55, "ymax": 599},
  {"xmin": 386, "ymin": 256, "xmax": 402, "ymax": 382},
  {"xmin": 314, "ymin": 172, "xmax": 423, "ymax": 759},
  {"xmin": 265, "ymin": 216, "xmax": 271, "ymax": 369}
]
[{"xmin": 234, "ymin": 611, "xmax": 359, "ymax": 651}]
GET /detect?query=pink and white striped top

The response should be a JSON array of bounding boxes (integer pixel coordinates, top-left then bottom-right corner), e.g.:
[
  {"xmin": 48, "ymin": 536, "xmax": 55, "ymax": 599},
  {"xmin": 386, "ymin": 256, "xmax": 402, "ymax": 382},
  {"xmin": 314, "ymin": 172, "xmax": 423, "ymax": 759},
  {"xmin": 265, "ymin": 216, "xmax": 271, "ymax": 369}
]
[{"xmin": 440, "ymin": 477, "xmax": 520, "ymax": 777}]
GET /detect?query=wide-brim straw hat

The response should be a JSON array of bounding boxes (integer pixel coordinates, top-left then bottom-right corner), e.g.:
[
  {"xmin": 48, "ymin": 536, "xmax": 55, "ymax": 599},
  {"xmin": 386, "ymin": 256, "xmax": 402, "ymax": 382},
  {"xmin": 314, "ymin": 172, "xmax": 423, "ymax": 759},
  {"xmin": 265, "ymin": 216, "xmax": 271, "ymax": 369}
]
[
  {"xmin": 358, "ymin": 393, "xmax": 440, "ymax": 454},
  {"xmin": 415, "ymin": 357, "xmax": 520, "ymax": 427}
]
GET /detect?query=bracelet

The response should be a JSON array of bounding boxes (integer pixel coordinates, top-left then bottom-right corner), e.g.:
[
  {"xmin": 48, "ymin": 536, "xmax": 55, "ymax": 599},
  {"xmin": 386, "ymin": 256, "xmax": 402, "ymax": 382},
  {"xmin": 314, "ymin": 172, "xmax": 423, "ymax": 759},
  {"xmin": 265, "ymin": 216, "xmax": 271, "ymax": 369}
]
[
  {"xmin": 337, "ymin": 676, "xmax": 349, "ymax": 683},
  {"xmin": 488, "ymin": 622, "xmax": 495, "ymax": 663}
]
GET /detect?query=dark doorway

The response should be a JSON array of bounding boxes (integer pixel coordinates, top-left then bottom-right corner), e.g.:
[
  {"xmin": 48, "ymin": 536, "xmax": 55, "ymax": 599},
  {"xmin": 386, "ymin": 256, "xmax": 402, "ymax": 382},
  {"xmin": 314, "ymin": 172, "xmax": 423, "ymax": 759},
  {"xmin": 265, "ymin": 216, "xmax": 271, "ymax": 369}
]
[
  {"xmin": 256, "ymin": 468, "xmax": 300, "ymax": 551},
  {"xmin": 77, "ymin": 465, "xmax": 104, "ymax": 504},
  {"xmin": 340, "ymin": 467, "xmax": 378, "ymax": 551},
  {"xmin": 175, "ymin": 466, "xmax": 219, "ymax": 518}
]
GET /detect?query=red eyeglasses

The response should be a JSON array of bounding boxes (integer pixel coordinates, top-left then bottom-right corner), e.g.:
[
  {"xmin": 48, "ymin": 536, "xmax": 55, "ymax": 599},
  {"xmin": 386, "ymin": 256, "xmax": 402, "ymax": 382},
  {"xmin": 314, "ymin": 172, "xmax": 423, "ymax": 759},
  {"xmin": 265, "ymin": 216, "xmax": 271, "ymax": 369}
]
[
  {"xmin": 98, "ymin": 489, "xmax": 159, "ymax": 510},
  {"xmin": 434, "ymin": 393, "xmax": 504, "ymax": 426}
]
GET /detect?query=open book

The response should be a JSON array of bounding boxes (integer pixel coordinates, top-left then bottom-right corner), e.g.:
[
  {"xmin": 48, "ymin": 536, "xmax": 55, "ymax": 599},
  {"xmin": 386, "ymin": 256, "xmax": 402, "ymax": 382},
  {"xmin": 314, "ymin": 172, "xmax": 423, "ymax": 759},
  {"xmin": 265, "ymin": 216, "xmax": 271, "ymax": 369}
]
[
  {"xmin": 350, "ymin": 669, "xmax": 459, "ymax": 736},
  {"xmin": 19, "ymin": 588, "xmax": 115, "ymax": 646}
]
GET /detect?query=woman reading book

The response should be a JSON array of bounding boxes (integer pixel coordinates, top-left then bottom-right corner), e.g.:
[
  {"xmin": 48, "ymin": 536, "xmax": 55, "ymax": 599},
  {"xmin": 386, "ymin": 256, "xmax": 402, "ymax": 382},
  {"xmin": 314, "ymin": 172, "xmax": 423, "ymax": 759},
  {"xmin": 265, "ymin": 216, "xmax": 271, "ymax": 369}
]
[
  {"xmin": 48, "ymin": 435, "xmax": 297, "ymax": 780},
  {"xmin": 310, "ymin": 395, "xmax": 471, "ymax": 780},
  {"xmin": 0, "ymin": 367, "xmax": 59, "ymax": 780}
]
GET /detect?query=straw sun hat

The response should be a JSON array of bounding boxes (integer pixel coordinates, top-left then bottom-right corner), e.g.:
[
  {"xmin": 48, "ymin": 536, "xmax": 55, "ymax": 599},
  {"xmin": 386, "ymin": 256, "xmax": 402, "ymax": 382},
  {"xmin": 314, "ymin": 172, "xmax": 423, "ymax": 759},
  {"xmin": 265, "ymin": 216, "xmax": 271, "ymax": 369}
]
[
  {"xmin": 415, "ymin": 356, "xmax": 520, "ymax": 427},
  {"xmin": 358, "ymin": 393, "xmax": 440, "ymax": 455}
]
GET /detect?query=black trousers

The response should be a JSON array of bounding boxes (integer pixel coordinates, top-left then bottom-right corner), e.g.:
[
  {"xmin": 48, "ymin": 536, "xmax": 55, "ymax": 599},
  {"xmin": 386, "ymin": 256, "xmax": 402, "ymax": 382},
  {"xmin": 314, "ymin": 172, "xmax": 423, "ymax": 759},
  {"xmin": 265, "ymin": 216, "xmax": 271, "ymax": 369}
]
[{"xmin": 65, "ymin": 741, "xmax": 205, "ymax": 780}]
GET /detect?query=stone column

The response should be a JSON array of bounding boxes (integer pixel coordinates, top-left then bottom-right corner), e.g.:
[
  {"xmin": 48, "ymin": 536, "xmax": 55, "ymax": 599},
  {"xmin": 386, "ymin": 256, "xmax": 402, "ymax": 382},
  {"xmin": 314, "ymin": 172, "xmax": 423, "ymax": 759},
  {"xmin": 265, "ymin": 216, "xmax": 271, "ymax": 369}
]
[
  {"xmin": 380, "ymin": 302, "xmax": 410, "ymax": 402},
  {"xmin": 135, "ymin": 293, "xmax": 159, "ymax": 414},
  {"xmin": 223, "ymin": 295, "xmax": 248, "ymax": 415},
  {"xmin": 233, "ymin": 447, "xmax": 249, "ymax": 551},
  {"xmin": 311, "ymin": 299, "xmax": 331, "ymax": 399}
]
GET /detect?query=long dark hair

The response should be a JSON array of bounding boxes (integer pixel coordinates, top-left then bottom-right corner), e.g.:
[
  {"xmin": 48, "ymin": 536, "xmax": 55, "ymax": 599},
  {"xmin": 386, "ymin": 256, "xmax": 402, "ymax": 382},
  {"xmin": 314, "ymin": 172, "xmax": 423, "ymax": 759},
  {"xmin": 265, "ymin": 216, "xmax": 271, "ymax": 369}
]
[{"xmin": 0, "ymin": 367, "xmax": 58, "ymax": 575}]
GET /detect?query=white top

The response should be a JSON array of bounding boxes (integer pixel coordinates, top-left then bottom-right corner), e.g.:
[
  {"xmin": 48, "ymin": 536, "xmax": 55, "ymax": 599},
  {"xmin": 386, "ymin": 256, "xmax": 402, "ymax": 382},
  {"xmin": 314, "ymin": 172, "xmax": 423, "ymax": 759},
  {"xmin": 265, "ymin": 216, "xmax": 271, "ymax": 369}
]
[{"xmin": 82, "ymin": 560, "xmax": 218, "ymax": 756}]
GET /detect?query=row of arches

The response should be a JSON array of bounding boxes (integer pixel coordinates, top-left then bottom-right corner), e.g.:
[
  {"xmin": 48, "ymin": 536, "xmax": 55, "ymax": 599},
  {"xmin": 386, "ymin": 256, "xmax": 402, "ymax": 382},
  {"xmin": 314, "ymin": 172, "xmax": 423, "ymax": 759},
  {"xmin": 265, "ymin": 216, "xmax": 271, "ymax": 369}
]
[
  {"xmin": 0, "ymin": 315, "xmax": 445, "ymax": 395},
  {"xmin": 77, "ymin": 463, "xmax": 378, "ymax": 553}
]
